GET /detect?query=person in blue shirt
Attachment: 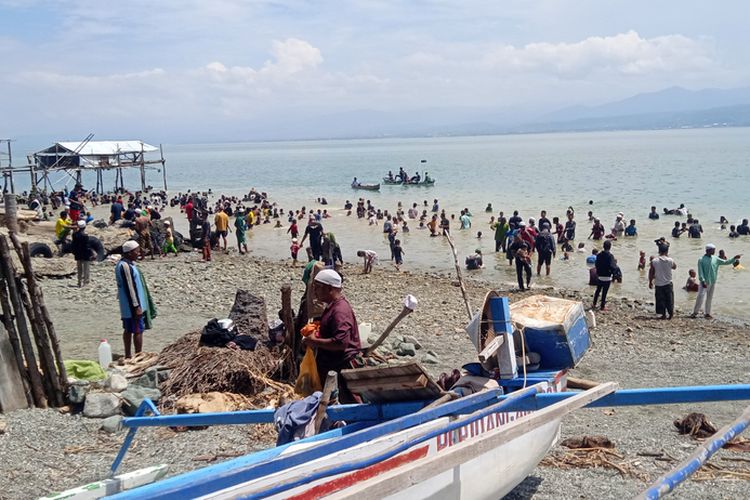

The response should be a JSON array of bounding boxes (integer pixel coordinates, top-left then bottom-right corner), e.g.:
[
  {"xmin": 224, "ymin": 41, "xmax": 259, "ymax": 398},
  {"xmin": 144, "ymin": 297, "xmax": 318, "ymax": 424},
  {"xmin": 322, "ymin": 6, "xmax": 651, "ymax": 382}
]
[
  {"xmin": 648, "ymin": 206, "xmax": 660, "ymax": 220},
  {"xmin": 586, "ymin": 248, "xmax": 598, "ymax": 265},
  {"xmin": 624, "ymin": 219, "xmax": 638, "ymax": 237},
  {"xmin": 116, "ymin": 241, "xmax": 147, "ymax": 358}
]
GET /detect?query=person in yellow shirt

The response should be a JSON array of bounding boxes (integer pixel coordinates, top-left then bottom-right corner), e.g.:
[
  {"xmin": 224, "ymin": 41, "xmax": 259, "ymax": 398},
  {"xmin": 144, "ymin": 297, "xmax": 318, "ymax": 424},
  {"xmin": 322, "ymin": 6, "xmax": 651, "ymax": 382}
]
[
  {"xmin": 55, "ymin": 210, "xmax": 73, "ymax": 247},
  {"xmin": 246, "ymin": 209, "xmax": 256, "ymax": 229},
  {"xmin": 214, "ymin": 208, "xmax": 230, "ymax": 251}
]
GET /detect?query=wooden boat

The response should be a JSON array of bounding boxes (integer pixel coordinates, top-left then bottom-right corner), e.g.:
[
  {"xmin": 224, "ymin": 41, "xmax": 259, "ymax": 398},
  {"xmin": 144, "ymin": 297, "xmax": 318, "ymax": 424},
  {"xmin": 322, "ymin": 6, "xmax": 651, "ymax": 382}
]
[
  {"xmin": 352, "ymin": 183, "xmax": 380, "ymax": 191},
  {"xmin": 382, "ymin": 178, "xmax": 435, "ymax": 186},
  {"xmin": 57, "ymin": 295, "xmax": 750, "ymax": 499}
]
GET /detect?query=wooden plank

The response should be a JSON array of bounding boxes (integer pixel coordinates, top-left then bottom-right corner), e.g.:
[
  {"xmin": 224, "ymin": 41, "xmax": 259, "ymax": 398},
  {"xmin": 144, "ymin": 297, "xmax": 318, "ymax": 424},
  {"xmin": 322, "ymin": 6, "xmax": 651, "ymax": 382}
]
[
  {"xmin": 0, "ymin": 319, "xmax": 27, "ymax": 411},
  {"xmin": 478, "ymin": 335, "xmax": 504, "ymax": 363},
  {"xmin": 341, "ymin": 362, "xmax": 423, "ymax": 382},
  {"xmin": 314, "ymin": 371, "xmax": 338, "ymax": 433},
  {"xmin": 347, "ymin": 374, "xmax": 428, "ymax": 393},
  {"xmin": 330, "ymin": 382, "xmax": 618, "ymax": 500}
]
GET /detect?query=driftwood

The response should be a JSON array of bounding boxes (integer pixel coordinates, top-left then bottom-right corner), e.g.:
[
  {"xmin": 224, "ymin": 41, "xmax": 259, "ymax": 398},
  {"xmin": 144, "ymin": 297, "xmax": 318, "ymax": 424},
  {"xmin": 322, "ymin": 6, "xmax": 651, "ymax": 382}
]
[
  {"xmin": 281, "ymin": 284, "xmax": 297, "ymax": 381},
  {"xmin": 0, "ymin": 271, "xmax": 32, "ymax": 406},
  {"xmin": 18, "ymin": 241, "xmax": 67, "ymax": 397},
  {"xmin": 0, "ymin": 236, "xmax": 46, "ymax": 408},
  {"xmin": 445, "ymin": 233, "xmax": 473, "ymax": 320}
]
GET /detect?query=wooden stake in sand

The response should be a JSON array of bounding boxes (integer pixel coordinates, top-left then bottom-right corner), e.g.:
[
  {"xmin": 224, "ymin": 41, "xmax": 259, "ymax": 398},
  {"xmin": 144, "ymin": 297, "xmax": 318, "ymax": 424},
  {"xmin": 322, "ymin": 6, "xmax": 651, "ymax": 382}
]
[
  {"xmin": 445, "ymin": 233, "xmax": 473, "ymax": 320},
  {"xmin": 281, "ymin": 284, "xmax": 297, "ymax": 381}
]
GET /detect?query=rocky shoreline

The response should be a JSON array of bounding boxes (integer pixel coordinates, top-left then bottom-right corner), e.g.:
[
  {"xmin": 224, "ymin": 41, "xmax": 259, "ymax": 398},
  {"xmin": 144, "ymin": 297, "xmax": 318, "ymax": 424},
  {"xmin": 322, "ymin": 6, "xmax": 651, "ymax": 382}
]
[{"xmin": 1, "ymin": 250, "xmax": 749, "ymax": 498}]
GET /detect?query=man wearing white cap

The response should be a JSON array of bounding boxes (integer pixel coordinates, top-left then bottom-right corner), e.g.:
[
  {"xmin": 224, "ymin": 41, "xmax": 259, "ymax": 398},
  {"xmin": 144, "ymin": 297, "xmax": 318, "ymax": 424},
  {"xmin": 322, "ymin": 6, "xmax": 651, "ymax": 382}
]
[
  {"xmin": 304, "ymin": 269, "xmax": 361, "ymax": 403},
  {"xmin": 691, "ymin": 244, "xmax": 741, "ymax": 319},
  {"xmin": 116, "ymin": 240, "xmax": 148, "ymax": 357}
]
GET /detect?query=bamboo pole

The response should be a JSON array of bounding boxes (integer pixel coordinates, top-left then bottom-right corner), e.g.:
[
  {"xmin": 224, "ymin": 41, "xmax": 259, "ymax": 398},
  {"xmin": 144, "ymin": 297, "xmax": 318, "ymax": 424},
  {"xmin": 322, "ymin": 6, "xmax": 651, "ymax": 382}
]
[
  {"xmin": 0, "ymin": 236, "xmax": 46, "ymax": 408},
  {"xmin": 19, "ymin": 241, "xmax": 67, "ymax": 397},
  {"xmin": 445, "ymin": 233, "xmax": 473, "ymax": 320},
  {"xmin": 0, "ymin": 276, "xmax": 32, "ymax": 406}
]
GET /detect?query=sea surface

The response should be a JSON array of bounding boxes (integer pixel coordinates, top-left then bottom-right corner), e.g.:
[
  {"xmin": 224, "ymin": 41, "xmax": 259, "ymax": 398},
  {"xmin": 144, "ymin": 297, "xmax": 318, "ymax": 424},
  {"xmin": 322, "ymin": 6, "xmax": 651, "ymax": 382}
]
[{"xmin": 35, "ymin": 128, "xmax": 750, "ymax": 319}]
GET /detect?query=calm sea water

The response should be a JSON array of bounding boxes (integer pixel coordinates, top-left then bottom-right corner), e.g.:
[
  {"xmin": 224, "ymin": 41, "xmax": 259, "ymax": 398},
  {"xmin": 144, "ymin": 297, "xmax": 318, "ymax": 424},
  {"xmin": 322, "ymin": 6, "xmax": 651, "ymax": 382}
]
[{"xmin": 51, "ymin": 129, "xmax": 750, "ymax": 319}]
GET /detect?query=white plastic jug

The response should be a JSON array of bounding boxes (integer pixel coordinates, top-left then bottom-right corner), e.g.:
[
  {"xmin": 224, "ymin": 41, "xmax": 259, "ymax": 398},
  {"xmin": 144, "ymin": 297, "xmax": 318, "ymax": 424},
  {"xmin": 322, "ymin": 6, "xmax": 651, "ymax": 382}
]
[
  {"xmin": 98, "ymin": 339, "xmax": 113, "ymax": 369},
  {"xmin": 359, "ymin": 322, "xmax": 372, "ymax": 340}
]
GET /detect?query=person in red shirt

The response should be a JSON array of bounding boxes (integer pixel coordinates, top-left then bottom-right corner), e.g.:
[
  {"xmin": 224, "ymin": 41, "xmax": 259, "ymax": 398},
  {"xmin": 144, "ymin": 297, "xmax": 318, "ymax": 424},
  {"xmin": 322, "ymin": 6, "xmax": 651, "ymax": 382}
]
[
  {"xmin": 287, "ymin": 220, "xmax": 299, "ymax": 238},
  {"xmin": 303, "ymin": 269, "xmax": 361, "ymax": 403},
  {"xmin": 185, "ymin": 198, "xmax": 194, "ymax": 222}
]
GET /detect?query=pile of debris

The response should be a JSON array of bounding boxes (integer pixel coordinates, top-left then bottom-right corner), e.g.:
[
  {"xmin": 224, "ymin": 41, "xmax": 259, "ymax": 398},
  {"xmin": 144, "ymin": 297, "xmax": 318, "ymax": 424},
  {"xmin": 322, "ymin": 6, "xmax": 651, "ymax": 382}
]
[{"xmin": 156, "ymin": 290, "xmax": 294, "ymax": 410}]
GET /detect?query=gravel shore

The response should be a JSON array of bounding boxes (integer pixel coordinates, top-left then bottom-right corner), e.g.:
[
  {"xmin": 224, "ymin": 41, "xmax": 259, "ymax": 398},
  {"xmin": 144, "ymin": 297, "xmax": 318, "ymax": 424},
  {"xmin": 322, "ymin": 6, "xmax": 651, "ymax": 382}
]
[{"xmin": 1, "ymin": 250, "xmax": 749, "ymax": 499}]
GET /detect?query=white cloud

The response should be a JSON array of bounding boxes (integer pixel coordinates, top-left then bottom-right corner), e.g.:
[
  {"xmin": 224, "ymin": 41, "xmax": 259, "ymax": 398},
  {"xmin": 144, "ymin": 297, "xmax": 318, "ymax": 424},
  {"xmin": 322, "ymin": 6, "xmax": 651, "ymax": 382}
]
[
  {"xmin": 481, "ymin": 31, "xmax": 715, "ymax": 79},
  {"xmin": 200, "ymin": 38, "xmax": 322, "ymax": 85}
]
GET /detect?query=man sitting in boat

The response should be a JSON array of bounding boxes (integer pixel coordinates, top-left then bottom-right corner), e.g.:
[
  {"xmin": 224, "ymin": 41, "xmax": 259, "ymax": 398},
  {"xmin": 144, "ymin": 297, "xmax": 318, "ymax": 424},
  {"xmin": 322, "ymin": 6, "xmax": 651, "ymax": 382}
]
[
  {"xmin": 303, "ymin": 269, "xmax": 362, "ymax": 403},
  {"xmin": 351, "ymin": 177, "xmax": 360, "ymax": 188},
  {"xmin": 387, "ymin": 170, "xmax": 395, "ymax": 182},
  {"xmin": 397, "ymin": 167, "xmax": 407, "ymax": 182},
  {"xmin": 424, "ymin": 171, "xmax": 433, "ymax": 183},
  {"xmin": 410, "ymin": 171, "xmax": 421, "ymax": 183}
]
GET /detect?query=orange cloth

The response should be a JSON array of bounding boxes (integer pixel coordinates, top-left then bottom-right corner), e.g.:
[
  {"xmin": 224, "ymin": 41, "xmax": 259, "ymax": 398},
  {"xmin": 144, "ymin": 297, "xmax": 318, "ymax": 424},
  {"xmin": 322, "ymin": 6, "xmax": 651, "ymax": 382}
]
[{"xmin": 300, "ymin": 321, "xmax": 320, "ymax": 338}]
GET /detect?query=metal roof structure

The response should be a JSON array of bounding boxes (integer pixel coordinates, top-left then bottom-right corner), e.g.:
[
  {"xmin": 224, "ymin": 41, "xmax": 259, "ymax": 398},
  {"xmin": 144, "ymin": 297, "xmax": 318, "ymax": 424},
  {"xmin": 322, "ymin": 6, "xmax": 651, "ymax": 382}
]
[
  {"xmin": 36, "ymin": 141, "xmax": 158, "ymax": 157},
  {"xmin": 1, "ymin": 136, "xmax": 167, "ymax": 194}
]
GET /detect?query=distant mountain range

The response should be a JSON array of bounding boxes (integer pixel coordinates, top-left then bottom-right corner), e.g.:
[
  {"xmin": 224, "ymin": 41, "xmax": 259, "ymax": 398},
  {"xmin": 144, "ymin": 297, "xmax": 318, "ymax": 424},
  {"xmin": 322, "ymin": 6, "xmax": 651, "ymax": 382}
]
[{"xmin": 255, "ymin": 86, "xmax": 750, "ymax": 141}]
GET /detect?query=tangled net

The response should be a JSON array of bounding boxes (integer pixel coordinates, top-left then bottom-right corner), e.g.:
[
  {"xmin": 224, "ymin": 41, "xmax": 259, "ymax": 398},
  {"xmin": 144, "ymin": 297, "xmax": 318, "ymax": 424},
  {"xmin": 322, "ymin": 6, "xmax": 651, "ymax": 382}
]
[{"xmin": 157, "ymin": 331, "xmax": 295, "ymax": 410}]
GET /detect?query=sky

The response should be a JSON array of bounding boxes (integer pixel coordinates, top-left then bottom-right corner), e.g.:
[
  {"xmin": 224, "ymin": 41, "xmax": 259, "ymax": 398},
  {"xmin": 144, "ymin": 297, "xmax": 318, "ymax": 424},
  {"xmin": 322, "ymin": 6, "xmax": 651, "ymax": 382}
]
[{"xmin": 1, "ymin": 0, "xmax": 749, "ymax": 144}]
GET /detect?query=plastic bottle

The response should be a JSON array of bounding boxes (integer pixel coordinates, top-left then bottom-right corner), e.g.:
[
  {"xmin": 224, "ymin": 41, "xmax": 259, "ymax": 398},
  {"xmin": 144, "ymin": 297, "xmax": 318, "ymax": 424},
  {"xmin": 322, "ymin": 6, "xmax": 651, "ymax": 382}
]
[
  {"xmin": 98, "ymin": 339, "xmax": 113, "ymax": 369},
  {"xmin": 359, "ymin": 322, "xmax": 372, "ymax": 340}
]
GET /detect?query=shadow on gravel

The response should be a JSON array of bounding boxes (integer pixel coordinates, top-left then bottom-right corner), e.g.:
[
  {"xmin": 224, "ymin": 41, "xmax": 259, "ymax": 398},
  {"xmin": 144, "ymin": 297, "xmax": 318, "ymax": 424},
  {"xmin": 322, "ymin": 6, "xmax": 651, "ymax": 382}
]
[{"xmin": 502, "ymin": 475, "xmax": 543, "ymax": 499}]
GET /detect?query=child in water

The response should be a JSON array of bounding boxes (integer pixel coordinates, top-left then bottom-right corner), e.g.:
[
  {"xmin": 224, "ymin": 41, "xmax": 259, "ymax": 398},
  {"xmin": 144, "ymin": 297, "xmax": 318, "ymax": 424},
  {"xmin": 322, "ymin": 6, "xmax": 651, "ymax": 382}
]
[
  {"xmin": 290, "ymin": 238, "xmax": 300, "ymax": 266},
  {"xmin": 638, "ymin": 251, "xmax": 646, "ymax": 271},
  {"xmin": 392, "ymin": 240, "xmax": 405, "ymax": 270},
  {"xmin": 683, "ymin": 269, "xmax": 699, "ymax": 292}
]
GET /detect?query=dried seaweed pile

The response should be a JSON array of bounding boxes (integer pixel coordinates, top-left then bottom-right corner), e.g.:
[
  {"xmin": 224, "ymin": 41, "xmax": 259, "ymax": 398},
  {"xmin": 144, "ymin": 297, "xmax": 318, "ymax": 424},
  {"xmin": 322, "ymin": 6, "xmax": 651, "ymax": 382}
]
[
  {"xmin": 541, "ymin": 447, "xmax": 649, "ymax": 481},
  {"xmin": 541, "ymin": 435, "xmax": 649, "ymax": 481},
  {"xmin": 157, "ymin": 331, "xmax": 293, "ymax": 407}
]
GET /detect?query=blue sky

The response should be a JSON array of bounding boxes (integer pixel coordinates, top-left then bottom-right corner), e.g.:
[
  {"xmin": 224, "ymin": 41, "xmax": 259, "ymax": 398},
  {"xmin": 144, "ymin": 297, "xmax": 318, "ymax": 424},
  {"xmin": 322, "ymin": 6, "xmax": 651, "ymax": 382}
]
[{"xmin": 1, "ymin": 0, "xmax": 749, "ymax": 143}]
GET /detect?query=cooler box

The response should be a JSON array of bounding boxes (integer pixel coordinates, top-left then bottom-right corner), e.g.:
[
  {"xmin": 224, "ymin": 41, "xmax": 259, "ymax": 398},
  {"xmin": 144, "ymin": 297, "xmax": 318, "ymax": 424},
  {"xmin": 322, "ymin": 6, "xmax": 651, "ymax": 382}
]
[{"xmin": 509, "ymin": 295, "xmax": 591, "ymax": 370}]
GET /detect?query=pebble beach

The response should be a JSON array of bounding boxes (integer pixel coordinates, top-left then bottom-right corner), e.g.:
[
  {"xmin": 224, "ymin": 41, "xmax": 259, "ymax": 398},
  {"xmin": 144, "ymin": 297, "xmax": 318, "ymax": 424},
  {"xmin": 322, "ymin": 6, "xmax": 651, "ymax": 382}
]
[{"xmin": 1, "ymin": 235, "xmax": 749, "ymax": 498}]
